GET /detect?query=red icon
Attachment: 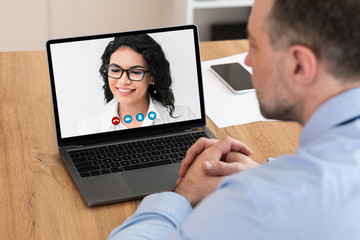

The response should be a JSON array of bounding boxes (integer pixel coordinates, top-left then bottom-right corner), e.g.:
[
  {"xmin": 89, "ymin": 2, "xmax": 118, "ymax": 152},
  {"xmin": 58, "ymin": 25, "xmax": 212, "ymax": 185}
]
[{"xmin": 112, "ymin": 117, "xmax": 120, "ymax": 125}]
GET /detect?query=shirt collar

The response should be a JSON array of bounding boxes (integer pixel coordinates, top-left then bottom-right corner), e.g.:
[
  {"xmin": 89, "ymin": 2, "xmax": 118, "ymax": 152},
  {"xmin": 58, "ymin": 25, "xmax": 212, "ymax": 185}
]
[
  {"xmin": 101, "ymin": 98, "xmax": 122, "ymax": 131},
  {"xmin": 142, "ymin": 95, "xmax": 164, "ymax": 126},
  {"xmin": 300, "ymin": 86, "xmax": 360, "ymax": 146}
]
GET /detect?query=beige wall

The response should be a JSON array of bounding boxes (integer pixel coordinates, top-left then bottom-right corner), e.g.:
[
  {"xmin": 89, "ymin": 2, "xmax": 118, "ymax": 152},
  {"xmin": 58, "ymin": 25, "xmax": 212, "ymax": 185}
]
[{"xmin": 0, "ymin": 0, "xmax": 178, "ymax": 52}]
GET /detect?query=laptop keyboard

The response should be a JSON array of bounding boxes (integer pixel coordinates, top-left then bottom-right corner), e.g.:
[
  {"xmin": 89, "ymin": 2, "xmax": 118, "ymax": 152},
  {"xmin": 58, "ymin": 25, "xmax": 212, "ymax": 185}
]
[{"xmin": 68, "ymin": 131, "xmax": 207, "ymax": 178}]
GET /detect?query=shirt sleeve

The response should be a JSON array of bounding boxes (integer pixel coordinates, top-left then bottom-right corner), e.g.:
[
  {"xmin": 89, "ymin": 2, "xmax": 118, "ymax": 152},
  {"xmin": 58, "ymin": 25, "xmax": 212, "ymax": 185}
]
[{"xmin": 107, "ymin": 192, "xmax": 192, "ymax": 240}]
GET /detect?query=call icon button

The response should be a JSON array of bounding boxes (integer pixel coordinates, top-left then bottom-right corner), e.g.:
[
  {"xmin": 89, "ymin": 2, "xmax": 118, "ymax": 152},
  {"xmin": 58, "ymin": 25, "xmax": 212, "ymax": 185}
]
[
  {"xmin": 148, "ymin": 111, "xmax": 156, "ymax": 120},
  {"xmin": 112, "ymin": 117, "xmax": 120, "ymax": 125}
]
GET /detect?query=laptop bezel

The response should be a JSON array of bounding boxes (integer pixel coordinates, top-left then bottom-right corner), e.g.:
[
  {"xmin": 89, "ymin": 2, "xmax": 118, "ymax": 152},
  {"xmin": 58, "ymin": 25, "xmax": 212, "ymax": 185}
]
[{"xmin": 46, "ymin": 25, "xmax": 206, "ymax": 148}]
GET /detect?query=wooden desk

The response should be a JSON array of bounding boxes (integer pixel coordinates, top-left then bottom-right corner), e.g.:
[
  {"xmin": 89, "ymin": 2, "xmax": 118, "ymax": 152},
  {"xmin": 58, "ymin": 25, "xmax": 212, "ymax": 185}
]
[{"xmin": 0, "ymin": 40, "xmax": 301, "ymax": 239}]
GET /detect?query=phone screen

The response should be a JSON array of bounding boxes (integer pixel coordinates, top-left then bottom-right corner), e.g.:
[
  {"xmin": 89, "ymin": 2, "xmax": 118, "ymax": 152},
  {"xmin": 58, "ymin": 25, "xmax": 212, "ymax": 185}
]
[{"xmin": 210, "ymin": 62, "xmax": 253, "ymax": 93}]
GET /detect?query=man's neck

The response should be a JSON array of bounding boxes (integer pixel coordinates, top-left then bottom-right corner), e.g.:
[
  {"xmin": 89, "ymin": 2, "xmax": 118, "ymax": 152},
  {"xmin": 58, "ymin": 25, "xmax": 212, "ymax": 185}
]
[{"xmin": 300, "ymin": 77, "xmax": 360, "ymax": 125}]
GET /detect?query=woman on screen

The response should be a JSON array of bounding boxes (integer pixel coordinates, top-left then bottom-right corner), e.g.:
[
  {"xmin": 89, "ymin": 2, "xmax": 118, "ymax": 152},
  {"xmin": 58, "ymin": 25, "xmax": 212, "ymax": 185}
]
[{"xmin": 78, "ymin": 34, "xmax": 195, "ymax": 134}]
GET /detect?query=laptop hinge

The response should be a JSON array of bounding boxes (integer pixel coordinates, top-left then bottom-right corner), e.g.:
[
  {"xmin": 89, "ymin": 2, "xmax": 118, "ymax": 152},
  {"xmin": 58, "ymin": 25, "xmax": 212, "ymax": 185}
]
[
  {"xmin": 185, "ymin": 127, "xmax": 204, "ymax": 132},
  {"xmin": 65, "ymin": 145, "xmax": 84, "ymax": 149}
]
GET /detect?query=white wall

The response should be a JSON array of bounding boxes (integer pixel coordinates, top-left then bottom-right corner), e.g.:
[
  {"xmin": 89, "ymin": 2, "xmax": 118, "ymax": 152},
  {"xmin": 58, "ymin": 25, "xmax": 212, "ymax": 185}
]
[
  {"xmin": 0, "ymin": 0, "xmax": 178, "ymax": 52},
  {"xmin": 0, "ymin": 0, "xmax": 49, "ymax": 51},
  {"xmin": 0, "ymin": 0, "xmax": 251, "ymax": 52}
]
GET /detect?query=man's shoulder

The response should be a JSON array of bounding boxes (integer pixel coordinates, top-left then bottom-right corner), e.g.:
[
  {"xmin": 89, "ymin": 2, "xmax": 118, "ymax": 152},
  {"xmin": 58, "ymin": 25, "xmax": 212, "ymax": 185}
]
[{"xmin": 221, "ymin": 144, "xmax": 360, "ymax": 209}]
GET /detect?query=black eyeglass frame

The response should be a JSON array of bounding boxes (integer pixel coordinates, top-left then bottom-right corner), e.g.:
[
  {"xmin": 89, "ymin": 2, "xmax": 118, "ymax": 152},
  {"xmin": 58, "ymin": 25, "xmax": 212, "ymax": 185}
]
[{"xmin": 105, "ymin": 64, "xmax": 150, "ymax": 81}]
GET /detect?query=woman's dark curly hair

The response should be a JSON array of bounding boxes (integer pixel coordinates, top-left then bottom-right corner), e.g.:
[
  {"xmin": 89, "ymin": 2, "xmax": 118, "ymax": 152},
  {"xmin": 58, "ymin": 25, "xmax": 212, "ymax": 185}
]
[{"xmin": 99, "ymin": 34, "xmax": 176, "ymax": 117}]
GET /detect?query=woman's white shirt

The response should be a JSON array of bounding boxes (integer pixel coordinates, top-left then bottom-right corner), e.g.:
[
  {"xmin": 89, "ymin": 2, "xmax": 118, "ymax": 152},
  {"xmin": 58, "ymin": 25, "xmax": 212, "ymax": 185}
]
[{"xmin": 78, "ymin": 97, "xmax": 197, "ymax": 135}]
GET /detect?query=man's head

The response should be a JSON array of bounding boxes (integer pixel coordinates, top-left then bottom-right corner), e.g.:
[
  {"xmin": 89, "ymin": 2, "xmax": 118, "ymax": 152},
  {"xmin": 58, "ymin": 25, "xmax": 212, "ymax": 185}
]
[
  {"xmin": 245, "ymin": 0, "xmax": 360, "ymax": 124},
  {"xmin": 267, "ymin": 0, "xmax": 360, "ymax": 81}
]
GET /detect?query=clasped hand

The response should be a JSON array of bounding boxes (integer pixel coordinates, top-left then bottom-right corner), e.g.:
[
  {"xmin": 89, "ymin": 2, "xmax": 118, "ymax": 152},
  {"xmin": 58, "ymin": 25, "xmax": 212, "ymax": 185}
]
[{"xmin": 175, "ymin": 137, "xmax": 260, "ymax": 207}]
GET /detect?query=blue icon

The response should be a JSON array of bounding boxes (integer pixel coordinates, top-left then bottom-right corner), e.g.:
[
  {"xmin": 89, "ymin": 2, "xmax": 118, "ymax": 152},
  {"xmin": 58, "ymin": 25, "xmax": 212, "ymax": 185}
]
[
  {"xmin": 124, "ymin": 115, "xmax": 132, "ymax": 124},
  {"xmin": 148, "ymin": 111, "xmax": 156, "ymax": 120},
  {"xmin": 136, "ymin": 113, "xmax": 144, "ymax": 122}
]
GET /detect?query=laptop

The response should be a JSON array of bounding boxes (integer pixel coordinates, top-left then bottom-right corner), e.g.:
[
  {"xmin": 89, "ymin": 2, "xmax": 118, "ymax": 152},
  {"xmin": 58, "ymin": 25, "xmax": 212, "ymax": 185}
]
[{"xmin": 46, "ymin": 25, "xmax": 216, "ymax": 206}]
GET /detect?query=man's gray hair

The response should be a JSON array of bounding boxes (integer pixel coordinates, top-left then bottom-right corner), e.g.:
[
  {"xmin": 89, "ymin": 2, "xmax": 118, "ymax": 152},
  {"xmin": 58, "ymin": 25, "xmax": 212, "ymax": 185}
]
[{"xmin": 267, "ymin": 0, "xmax": 360, "ymax": 81}]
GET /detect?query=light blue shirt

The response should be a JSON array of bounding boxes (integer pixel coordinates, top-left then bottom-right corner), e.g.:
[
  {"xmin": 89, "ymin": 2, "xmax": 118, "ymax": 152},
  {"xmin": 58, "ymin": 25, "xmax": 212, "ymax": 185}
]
[{"xmin": 108, "ymin": 87, "xmax": 360, "ymax": 240}]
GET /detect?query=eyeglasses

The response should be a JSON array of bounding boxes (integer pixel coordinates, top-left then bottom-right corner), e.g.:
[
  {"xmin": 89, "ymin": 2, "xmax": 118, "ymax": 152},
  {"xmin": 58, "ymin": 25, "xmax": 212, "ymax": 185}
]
[{"xmin": 106, "ymin": 64, "xmax": 150, "ymax": 81}]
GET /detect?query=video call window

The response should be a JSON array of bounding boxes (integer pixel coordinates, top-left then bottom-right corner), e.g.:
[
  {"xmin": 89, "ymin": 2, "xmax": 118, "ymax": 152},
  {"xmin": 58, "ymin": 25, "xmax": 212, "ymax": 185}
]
[{"xmin": 50, "ymin": 29, "xmax": 202, "ymax": 138}]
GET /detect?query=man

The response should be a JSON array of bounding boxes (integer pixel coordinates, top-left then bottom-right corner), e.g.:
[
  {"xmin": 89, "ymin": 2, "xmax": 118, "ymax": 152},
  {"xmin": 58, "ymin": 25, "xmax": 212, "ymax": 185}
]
[{"xmin": 108, "ymin": 0, "xmax": 360, "ymax": 239}]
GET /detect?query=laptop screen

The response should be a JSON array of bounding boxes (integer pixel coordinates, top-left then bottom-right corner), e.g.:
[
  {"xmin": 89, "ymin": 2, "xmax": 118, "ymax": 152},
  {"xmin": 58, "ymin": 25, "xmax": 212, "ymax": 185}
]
[{"xmin": 47, "ymin": 25, "xmax": 206, "ymax": 146}]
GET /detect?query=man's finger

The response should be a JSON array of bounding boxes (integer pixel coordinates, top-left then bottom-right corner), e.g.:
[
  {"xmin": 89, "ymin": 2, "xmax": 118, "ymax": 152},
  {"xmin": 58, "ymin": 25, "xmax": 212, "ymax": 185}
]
[
  {"xmin": 202, "ymin": 161, "xmax": 243, "ymax": 176},
  {"xmin": 202, "ymin": 152, "xmax": 260, "ymax": 176},
  {"xmin": 178, "ymin": 137, "xmax": 253, "ymax": 183},
  {"xmin": 178, "ymin": 137, "xmax": 218, "ymax": 177},
  {"xmin": 225, "ymin": 152, "xmax": 260, "ymax": 167},
  {"xmin": 203, "ymin": 136, "xmax": 253, "ymax": 162}
]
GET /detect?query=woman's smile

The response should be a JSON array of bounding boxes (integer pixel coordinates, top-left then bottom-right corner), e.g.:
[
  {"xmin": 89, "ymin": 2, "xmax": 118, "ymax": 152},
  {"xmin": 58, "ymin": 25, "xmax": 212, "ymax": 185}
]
[{"xmin": 116, "ymin": 87, "xmax": 135, "ymax": 96}]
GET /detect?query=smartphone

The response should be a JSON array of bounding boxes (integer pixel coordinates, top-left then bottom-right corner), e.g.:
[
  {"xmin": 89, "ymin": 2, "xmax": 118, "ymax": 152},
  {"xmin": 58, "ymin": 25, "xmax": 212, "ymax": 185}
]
[{"xmin": 210, "ymin": 62, "xmax": 253, "ymax": 94}]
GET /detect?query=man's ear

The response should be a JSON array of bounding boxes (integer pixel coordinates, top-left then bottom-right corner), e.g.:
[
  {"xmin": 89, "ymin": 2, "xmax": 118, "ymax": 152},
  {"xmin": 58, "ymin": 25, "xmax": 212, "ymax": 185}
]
[{"xmin": 286, "ymin": 45, "xmax": 318, "ymax": 86}]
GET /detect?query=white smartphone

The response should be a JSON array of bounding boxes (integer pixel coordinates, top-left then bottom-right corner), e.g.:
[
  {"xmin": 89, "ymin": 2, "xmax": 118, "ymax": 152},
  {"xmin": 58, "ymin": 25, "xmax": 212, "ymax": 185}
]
[{"xmin": 210, "ymin": 62, "xmax": 253, "ymax": 94}]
